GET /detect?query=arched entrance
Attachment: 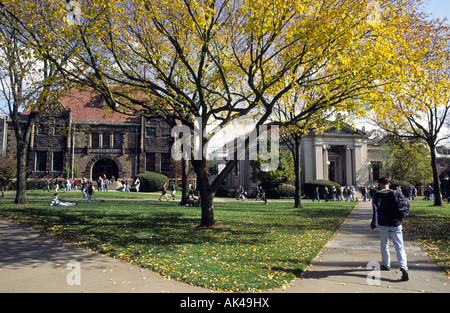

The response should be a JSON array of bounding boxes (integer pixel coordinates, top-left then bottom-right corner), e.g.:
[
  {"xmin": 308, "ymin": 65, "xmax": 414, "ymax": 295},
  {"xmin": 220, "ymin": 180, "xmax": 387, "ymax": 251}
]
[{"xmin": 92, "ymin": 158, "xmax": 119, "ymax": 180}]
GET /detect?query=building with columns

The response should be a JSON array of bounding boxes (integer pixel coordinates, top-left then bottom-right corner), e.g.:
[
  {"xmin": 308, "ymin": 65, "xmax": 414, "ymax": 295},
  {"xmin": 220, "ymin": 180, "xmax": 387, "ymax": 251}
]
[
  {"xmin": 301, "ymin": 125, "xmax": 369, "ymax": 187},
  {"xmin": 221, "ymin": 124, "xmax": 379, "ymax": 195}
]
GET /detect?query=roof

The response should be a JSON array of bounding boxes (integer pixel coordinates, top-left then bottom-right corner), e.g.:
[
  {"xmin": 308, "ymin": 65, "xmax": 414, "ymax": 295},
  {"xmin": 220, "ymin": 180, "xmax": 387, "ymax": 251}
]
[
  {"xmin": 436, "ymin": 143, "xmax": 450, "ymax": 157},
  {"xmin": 60, "ymin": 88, "xmax": 140, "ymax": 124}
]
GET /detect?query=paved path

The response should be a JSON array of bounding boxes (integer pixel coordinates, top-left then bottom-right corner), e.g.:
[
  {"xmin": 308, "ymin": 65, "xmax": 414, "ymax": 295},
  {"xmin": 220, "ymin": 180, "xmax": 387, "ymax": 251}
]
[
  {"xmin": 0, "ymin": 201, "xmax": 448, "ymax": 293},
  {"xmin": 280, "ymin": 201, "xmax": 450, "ymax": 293}
]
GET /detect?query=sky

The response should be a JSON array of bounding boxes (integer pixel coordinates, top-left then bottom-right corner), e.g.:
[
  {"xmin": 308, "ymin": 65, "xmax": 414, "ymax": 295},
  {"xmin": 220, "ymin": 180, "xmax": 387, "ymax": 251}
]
[{"xmin": 421, "ymin": 0, "xmax": 450, "ymax": 20}]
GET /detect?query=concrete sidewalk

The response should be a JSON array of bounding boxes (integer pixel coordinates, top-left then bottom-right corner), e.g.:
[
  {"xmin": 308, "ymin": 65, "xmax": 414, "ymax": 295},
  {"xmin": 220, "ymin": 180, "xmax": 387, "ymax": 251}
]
[
  {"xmin": 0, "ymin": 218, "xmax": 208, "ymax": 293},
  {"xmin": 0, "ymin": 201, "xmax": 448, "ymax": 293},
  {"xmin": 282, "ymin": 201, "xmax": 450, "ymax": 293}
]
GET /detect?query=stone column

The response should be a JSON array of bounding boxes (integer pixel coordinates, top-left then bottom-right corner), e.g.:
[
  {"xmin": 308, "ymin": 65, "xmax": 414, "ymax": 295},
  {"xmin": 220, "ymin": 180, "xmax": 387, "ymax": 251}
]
[
  {"xmin": 323, "ymin": 145, "xmax": 331, "ymax": 181},
  {"xmin": 346, "ymin": 145, "xmax": 354, "ymax": 186},
  {"xmin": 315, "ymin": 143, "xmax": 324, "ymax": 180}
]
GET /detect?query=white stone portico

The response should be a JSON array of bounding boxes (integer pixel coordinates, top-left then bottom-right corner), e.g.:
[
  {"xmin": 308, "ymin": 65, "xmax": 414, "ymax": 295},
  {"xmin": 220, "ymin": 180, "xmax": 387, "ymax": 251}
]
[
  {"xmin": 301, "ymin": 125, "xmax": 369, "ymax": 187},
  {"xmin": 217, "ymin": 124, "xmax": 375, "ymax": 196}
]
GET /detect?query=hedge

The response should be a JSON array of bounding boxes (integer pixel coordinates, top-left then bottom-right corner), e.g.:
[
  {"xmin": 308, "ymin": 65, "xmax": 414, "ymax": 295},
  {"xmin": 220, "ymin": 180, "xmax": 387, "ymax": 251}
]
[
  {"xmin": 390, "ymin": 179, "xmax": 413, "ymax": 195},
  {"xmin": 303, "ymin": 179, "xmax": 341, "ymax": 199},
  {"xmin": 266, "ymin": 183, "xmax": 296, "ymax": 199},
  {"xmin": 136, "ymin": 172, "xmax": 170, "ymax": 192}
]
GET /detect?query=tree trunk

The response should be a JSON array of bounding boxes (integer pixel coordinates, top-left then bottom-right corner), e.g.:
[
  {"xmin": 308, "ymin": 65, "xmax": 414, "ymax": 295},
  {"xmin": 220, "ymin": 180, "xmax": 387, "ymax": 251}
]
[
  {"xmin": 179, "ymin": 158, "xmax": 190, "ymax": 205},
  {"xmin": 293, "ymin": 134, "xmax": 303, "ymax": 208},
  {"xmin": 196, "ymin": 169, "xmax": 216, "ymax": 227},
  {"xmin": 14, "ymin": 140, "xmax": 28, "ymax": 205},
  {"xmin": 429, "ymin": 141, "xmax": 443, "ymax": 206}
]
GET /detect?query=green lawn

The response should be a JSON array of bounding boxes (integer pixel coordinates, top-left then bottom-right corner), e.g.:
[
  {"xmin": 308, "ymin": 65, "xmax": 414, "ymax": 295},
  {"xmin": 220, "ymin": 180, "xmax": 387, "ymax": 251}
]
[
  {"xmin": 403, "ymin": 200, "xmax": 450, "ymax": 276},
  {"xmin": 0, "ymin": 194, "xmax": 355, "ymax": 291}
]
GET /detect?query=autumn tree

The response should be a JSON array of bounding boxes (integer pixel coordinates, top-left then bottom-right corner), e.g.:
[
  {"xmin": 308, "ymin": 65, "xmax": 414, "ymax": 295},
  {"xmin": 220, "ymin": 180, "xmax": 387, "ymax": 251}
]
[
  {"xmin": 0, "ymin": 7, "xmax": 69, "ymax": 204},
  {"xmin": 1, "ymin": 0, "xmax": 429, "ymax": 224},
  {"xmin": 372, "ymin": 135, "xmax": 433, "ymax": 184},
  {"xmin": 272, "ymin": 86, "xmax": 345, "ymax": 208},
  {"xmin": 367, "ymin": 14, "xmax": 450, "ymax": 206}
]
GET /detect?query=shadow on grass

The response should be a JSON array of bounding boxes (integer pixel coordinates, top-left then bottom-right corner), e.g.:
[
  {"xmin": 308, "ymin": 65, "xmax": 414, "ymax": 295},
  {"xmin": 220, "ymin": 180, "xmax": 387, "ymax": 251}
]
[{"xmin": 0, "ymin": 199, "xmax": 273, "ymax": 251}]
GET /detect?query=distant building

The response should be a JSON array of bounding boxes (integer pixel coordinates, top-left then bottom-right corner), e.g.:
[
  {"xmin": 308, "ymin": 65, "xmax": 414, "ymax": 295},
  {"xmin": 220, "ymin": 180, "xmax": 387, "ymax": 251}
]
[
  {"xmin": 2, "ymin": 88, "xmax": 173, "ymax": 183},
  {"xmin": 219, "ymin": 125, "xmax": 384, "ymax": 195},
  {"xmin": 436, "ymin": 143, "xmax": 450, "ymax": 195}
]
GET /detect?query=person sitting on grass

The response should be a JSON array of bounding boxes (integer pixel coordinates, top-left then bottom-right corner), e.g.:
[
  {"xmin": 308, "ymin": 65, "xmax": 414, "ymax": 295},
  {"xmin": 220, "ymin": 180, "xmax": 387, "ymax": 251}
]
[{"xmin": 50, "ymin": 193, "xmax": 77, "ymax": 207}]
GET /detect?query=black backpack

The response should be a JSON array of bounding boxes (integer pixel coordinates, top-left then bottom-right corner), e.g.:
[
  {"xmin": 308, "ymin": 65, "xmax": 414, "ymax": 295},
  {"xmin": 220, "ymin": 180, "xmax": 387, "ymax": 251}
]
[{"xmin": 392, "ymin": 190, "xmax": 410, "ymax": 218}]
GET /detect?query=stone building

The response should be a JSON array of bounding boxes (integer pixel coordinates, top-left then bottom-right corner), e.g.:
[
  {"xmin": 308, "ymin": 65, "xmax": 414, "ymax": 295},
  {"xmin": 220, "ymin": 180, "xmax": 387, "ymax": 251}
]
[
  {"xmin": 2, "ymin": 88, "xmax": 173, "ymax": 183},
  {"xmin": 220, "ymin": 124, "xmax": 383, "ymax": 195}
]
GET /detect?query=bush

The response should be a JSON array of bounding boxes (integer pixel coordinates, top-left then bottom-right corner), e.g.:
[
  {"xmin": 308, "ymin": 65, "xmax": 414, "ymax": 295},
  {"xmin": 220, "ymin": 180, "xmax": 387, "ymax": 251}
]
[
  {"xmin": 136, "ymin": 173, "xmax": 169, "ymax": 192},
  {"xmin": 303, "ymin": 179, "xmax": 341, "ymax": 199},
  {"xmin": 390, "ymin": 179, "xmax": 413, "ymax": 195},
  {"xmin": 215, "ymin": 188, "xmax": 229, "ymax": 197},
  {"xmin": 267, "ymin": 183, "xmax": 296, "ymax": 199}
]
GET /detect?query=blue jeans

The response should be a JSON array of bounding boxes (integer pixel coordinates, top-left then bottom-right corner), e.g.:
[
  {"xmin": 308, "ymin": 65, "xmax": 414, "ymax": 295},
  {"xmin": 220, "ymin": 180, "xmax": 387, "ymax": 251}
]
[{"xmin": 378, "ymin": 225, "xmax": 408, "ymax": 270}]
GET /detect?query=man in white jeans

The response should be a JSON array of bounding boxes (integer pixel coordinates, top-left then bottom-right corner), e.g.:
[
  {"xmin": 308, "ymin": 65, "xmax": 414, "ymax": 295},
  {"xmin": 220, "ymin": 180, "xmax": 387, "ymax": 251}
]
[{"xmin": 371, "ymin": 177, "xmax": 409, "ymax": 281}]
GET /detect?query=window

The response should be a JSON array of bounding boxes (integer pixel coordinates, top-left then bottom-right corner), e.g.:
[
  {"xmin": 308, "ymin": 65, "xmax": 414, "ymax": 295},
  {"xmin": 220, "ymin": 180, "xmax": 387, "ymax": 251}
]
[
  {"xmin": 372, "ymin": 163, "xmax": 381, "ymax": 182},
  {"xmin": 52, "ymin": 152, "xmax": 64, "ymax": 172},
  {"xmin": 161, "ymin": 125, "xmax": 171, "ymax": 138},
  {"xmin": 146, "ymin": 120, "xmax": 157, "ymax": 138},
  {"xmin": 113, "ymin": 133, "xmax": 122, "ymax": 148},
  {"xmin": 37, "ymin": 119, "xmax": 48, "ymax": 135},
  {"xmin": 146, "ymin": 153, "xmax": 155, "ymax": 172},
  {"xmin": 102, "ymin": 133, "xmax": 111, "ymax": 148},
  {"xmin": 161, "ymin": 153, "xmax": 171, "ymax": 172},
  {"xmin": 35, "ymin": 151, "xmax": 47, "ymax": 172},
  {"xmin": 53, "ymin": 118, "xmax": 66, "ymax": 136},
  {"xmin": 91, "ymin": 132, "xmax": 100, "ymax": 148}
]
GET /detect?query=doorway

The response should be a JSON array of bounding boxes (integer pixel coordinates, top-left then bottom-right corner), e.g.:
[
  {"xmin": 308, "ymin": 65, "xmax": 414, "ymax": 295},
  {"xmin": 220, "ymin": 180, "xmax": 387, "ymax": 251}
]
[{"xmin": 92, "ymin": 158, "xmax": 119, "ymax": 180}]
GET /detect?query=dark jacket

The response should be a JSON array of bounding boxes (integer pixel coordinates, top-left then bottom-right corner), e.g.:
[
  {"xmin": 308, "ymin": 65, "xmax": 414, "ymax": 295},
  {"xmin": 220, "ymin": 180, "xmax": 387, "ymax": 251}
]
[{"xmin": 371, "ymin": 189, "xmax": 407, "ymax": 229}]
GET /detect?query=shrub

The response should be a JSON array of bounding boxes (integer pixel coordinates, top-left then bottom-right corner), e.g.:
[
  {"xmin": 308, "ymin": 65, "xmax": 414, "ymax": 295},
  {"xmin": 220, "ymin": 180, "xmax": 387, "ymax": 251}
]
[
  {"xmin": 215, "ymin": 188, "xmax": 229, "ymax": 197},
  {"xmin": 390, "ymin": 179, "xmax": 413, "ymax": 195},
  {"xmin": 267, "ymin": 183, "xmax": 296, "ymax": 199},
  {"xmin": 136, "ymin": 173, "xmax": 169, "ymax": 192},
  {"xmin": 303, "ymin": 179, "xmax": 341, "ymax": 199}
]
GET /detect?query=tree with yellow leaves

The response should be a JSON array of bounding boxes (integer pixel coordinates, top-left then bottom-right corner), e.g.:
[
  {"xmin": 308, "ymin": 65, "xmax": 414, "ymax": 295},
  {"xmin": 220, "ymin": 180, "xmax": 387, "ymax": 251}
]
[
  {"xmin": 367, "ymin": 13, "xmax": 450, "ymax": 206},
  {"xmin": 0, "ymin": 0, "xmax": 431, "ymax": 225},
  {"xmin": 0, "ymin": 7, "xmax": 70, "ymax": 204}
]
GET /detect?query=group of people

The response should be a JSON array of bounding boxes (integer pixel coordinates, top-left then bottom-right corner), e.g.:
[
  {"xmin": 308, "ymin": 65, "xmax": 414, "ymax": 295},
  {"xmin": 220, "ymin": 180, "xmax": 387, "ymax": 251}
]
[
  {"xmin": 120, "ymin": 177, "xmax": 141, "ymax": 192},
  {"xmin": 95, "ymin": 175, "xmax": 116, "ymax": 192},
  {"xmin": 313, "ymin": 185, "xmax": 363, "ymax": 202},
  {"xmin": 44, "ymin": 177, "xmax": 81, "ymax": 193},
  {"xmin": 235, "ymin": 184, "xmax": 267, "ymax": 204},
  {"xmin": 158, "ymin": 181, "xmax": 178, "ymax": 201}
]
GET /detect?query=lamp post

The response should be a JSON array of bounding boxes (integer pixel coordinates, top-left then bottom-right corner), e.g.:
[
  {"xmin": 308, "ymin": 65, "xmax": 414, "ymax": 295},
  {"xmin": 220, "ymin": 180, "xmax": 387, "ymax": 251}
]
[{"xmin": 445, "ymin": 174, "xmax": 449, "ymax": 203}]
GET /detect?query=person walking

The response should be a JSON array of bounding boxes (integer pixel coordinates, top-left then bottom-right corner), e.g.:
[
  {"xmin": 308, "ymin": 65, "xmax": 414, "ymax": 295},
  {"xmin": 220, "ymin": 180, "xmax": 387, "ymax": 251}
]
[
  {"xmin": 259, "ymin": 185, "xmax": 267, "ymax": 205},
  {"xmin": 312, "ymin": 187, "xmax": 320, "ymax": 202},
  {"xmin": 236, "ymin": 184, "xmax": 245, "ymax": 201},
  {"xmin": 134, "ymin": 177, "xmax": 140, "ymax": 192},
  {"xmin": 170, "ymin": 182, "xmax": 176, "ymax": 200},
  {"xmin": 87, "ymin": 182, "xmax": 95, "ymax": 203},
  {"xmin": 362, "ymin": 186, "xmax": 368, "ymax": 202},
  {"xmin": 371, "ymin": 177, "xmax": 409, "ymax": 281},
  {"xmin": 43, "ymin": 179, "xmax": 50, "ymax": 192},
  {"xmin": 159, "ymin": 182, "xmax": 169, "ymax": 201}
]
